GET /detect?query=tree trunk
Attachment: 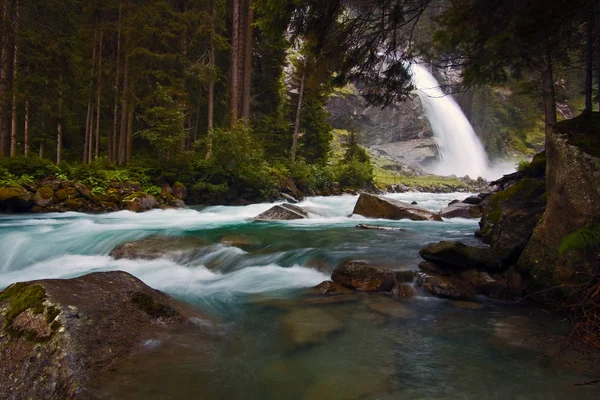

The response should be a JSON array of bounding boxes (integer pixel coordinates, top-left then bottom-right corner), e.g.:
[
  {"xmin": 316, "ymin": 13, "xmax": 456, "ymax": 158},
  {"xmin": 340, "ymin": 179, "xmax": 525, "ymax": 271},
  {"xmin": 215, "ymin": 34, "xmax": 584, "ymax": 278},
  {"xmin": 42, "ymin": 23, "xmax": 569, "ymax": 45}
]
[
  {"xmin": 230, "ymin": 0, "xmax": 241, "ymax": 127},
  {"xmin": 118, "ymin": 48, "xmax": 129, "ymax": 165},
  {"xmin": 241, "ymin": 0, "xmax": 253, "ymax": 126},
  {"xmin": 57, "ymin": 81, "xmax": 63, "ymax": 165},
  {"xmin": 596, "ymin": 0, "xmax": 600, "ymax": 112},
  {"xmin": 85, "ymin": 24, "xmax": 99, "ymax": 164},
  {"xmin": 23, "ymin": 100, "xmax": 28, "ymax": 156},
  {"xmin": 112, "ymin": 3, "xmax": 122, "ymax": 162},
  {"xmin": 206, "ymin": 1, "xmax": 216, "ymax": 159},
  {"xmin": 585, "ymin": 10, "xmax": 594, "ymax": 113},
  {"xmin": 95, "ymin": 30, "xmax": 104, "ymax": 159},
  {"xmin": 9, "ymin": 0, "xmax": 19, "ymax": 158},
  {"xmin": 542, "ymin": 47, "xmax": 557, "ymax": 135},
  {"xmin": 126, "ymin": 87, "xmax": 134, "ymax": 163},
  {"xmin": 0, "ymin": 0, "xmax": 9, "ymax": 156},
  {"xmin": 291, "ymin": 59, "xmax": 306, "ymax": 162},
  {"xmin": 39, "ymin": 141, "xmax": 43, "ymax": 158}
]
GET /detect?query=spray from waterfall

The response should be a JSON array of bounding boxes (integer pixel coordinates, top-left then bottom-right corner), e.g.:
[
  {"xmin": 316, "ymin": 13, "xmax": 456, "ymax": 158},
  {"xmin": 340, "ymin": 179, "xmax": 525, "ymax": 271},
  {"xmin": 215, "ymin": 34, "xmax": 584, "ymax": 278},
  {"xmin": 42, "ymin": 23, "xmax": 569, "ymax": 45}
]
[{"xmin": 410, "ymin": 64, "xmax": 490, "ymax": 179}]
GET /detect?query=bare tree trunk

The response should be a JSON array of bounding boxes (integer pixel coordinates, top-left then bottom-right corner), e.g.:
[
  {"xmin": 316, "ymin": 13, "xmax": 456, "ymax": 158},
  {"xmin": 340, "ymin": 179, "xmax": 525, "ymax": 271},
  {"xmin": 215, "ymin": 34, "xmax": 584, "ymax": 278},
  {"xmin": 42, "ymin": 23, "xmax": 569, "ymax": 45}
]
[
  {"xmin": 542, "ymin": 47, "xmax": 557, "ymax": 136},
  {"xmin": 586, "ymin": 10, "xmax": 594, "ymax": 113},
  {"xmin": 291, "ymin": 59, "xmax": 306, "ymax": 162},
  {"xmin": 112, "ymin": 3, "xmax": 122, "ymax": 162},
  {"xmin": 118, "ymin": 48, "xmax": 129, "ymax": 165},
  {"xmin": 241, "ymin": 0, "xmax": 253, "ymax": 126},
  {"xmin": 126, "ymin": 96, "xmax": 134, "ymax": 163},
  {"xmin": 85, "ymin": 25, "xmax": 99, "ymax": 163},
  {"xmin": 39, "ymin": 141, "xmax": 43, "ymax": 158},
  {"xmin": 23, "ymin": 100, "xmax": 28, "ymax": 156},
  {"xmin": 95, "ymin": 30, "xmax": 104, "ymax": 159},
  {"xmin": 206, "ymin": 1, "xmax": 216, "ymax": 159},
  {"xmin": 596, "ymin": 1, "xmax": 600, "ymax": 112},
  {"xmin": 9, "ymin": 0, "xmax": 19, "ymax": 158},
  {"xmin": 230, "ymin": 0, "xmax": 241, "ymax": 127},
  {"xmin": 57, "ymin": 80, "xmax": 63, "ymax": 165},
  {"xmin": 0, "ymin": 0, "xmax": 9, "ymax": 156}
]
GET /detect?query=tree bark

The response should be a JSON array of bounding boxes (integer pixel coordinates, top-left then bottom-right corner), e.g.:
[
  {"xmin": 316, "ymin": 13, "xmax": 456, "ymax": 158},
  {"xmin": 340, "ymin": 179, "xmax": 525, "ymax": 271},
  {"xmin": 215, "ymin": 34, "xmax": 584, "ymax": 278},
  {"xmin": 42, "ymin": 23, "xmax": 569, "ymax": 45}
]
[
  {"xmin": 206, "ymin": 1, "xmax": 216, "ymax": 159},
  {"xmin": 585, "ymin": 9, "xmax": 594, "ymax": 113},
  {"xmin": 85, "ymin": 24, "xmax": 99, "ymax": 163},
  {"xmin": 95, "ymin": 30, "xmax": 104, "ymax": 159},
  {"xmin": 596, "ymin": 1, "xmax": 600, "ymax": 112},
  {"xmin": 9, "ymin": 0, "xmax": 19, "ymax": 158},
  {"xmin": 541, "ymin": 47, "xmax": 557, "ymax": 135},
  {"xmin": 112, "ymin": 3, "xmax": 122, "ymax": 162},
  {"xmin": 230, "ymin": 0, "xmax": 241, "ymax": 127},
  {"xmin": 126, "ymin": 95, "xmax": 134, "ymax": 163},
  {"xmin": 291, "ymin": 59, "xmax": 306, "ymax": 162},
  {"xmin": 241, "ymin": 0, "xmax": 253, "ymax": 126},
  {"xmin": 23, "ymin": 100, "xmax": 28, "ymax": 156},
  {"xmin": 0, "ymin": 0, "xmax": 9, "ymax": 156},
  {"xmin": 118, "ymin": 46, "xmax": 129, "ymax": 165},
  {"xmin": 39, "ymin": 141, "xmax": 43, "ymax": 158},
  {"xmin": 57, "ymin": 81, "xmax": 63, "ymax": 165}
]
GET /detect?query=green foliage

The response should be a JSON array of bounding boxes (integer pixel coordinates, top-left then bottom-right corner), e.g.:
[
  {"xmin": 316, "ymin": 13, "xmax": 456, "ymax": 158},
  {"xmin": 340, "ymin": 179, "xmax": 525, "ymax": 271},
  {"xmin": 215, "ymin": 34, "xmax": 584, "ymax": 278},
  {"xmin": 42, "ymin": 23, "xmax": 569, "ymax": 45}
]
[
  {"xmin": 336, "ymin": 158, "xmax": 373, "ymax": 188},
  {"xmin": 0, "ymin": 283, "xmax": 46, "ymax": 333},
  {"xmin": 0, "ymin": 157, "xmax": 61, "ymax": 180},
  {"xmin": 144, "ymin": 185, "xmax": 162, "ymax": 196},
  {"xmin": 559, "ymin": 225, "xmax": 600, "ymax": 256}
]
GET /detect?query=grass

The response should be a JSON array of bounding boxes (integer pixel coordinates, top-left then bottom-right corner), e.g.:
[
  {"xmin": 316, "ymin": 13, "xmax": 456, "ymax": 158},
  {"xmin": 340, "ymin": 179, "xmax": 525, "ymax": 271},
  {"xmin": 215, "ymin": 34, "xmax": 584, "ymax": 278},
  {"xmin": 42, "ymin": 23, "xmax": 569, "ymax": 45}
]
[{"xmin": 373, "ymin": 165, "xmax": 467, "ymax": 188}]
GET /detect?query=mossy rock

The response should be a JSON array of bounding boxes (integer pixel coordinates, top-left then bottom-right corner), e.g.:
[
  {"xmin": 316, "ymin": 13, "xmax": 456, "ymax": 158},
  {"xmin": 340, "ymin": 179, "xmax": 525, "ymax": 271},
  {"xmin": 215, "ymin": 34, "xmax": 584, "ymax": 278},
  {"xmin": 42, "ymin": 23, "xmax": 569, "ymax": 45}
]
[
  {"xmin": 0, "ymin": 186, "xmax": 30, "ymax": 202},
  {"xmin": 63, "ymin": 198, "xmax": 89, "ymax": 211},
  {"xmin": 131, "ymin": 291, "xmax": 177, "ymax": 319},
  {"xmin": 0, "ymin": 186, "xmax": 33, "ymax": 212},
  {"xmin": 55, "ymin": 187, "xmax": 79, "ymax": 202}
]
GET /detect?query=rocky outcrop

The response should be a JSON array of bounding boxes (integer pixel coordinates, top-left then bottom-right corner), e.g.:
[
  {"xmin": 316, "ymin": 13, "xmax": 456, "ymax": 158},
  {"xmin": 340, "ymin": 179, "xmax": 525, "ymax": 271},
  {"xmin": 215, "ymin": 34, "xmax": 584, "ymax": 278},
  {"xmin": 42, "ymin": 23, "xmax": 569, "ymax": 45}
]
[
  {"xmin": 331, "ymin": 260, "xmax": 414, "ymax": 292},
  {"xmin": 0, "ymin": 186, "xmax": 33, "ymax": 212},
  {"xmin": 253, "ymin": 203, "xmax": 309, "ymax": 221},
  {"xmin": 123, "ymin": 192, "xmax": 160, "ymax": 212},
  {"xmin": 419, "ymin": 241, "xmax": 499, "ymax": 271},
  {"xmin": 0, "ymin": 271, "xmax": 211, "ymax": 399},
  {"xmin": 353, "ymin": 193, "xmax": 442, "ymax": 221},
  {"xmin": 518, "ymin": 116, "xmax": 600, "ymax": 295},
  {"xmin": 439, "ymin": 201, "xmax": 482, "ymax": 219},
  {"xmin": 110, "ymin": 235, "xmax": 207, "ymax": 261}
]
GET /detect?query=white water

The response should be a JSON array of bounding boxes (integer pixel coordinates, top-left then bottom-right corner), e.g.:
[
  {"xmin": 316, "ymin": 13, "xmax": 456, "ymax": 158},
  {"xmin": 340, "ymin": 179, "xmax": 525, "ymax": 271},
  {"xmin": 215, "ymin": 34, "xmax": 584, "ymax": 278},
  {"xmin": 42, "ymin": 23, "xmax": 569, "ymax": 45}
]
[{"xmin": 411, "ymin": 64, "xmax": 492, "ymax": 179}]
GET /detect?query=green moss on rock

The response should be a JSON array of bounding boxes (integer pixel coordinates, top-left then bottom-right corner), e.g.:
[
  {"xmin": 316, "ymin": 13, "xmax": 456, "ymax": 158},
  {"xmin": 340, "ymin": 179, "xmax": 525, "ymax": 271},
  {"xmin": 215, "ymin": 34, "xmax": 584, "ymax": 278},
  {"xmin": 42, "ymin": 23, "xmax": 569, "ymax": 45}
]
[
  {"xmin": 131, "ymin": 291, "xmax": 176, "ymax": 318},
  {"xmin": 0, "ymin": 283, "xmax": 46, "ymax": 325}
]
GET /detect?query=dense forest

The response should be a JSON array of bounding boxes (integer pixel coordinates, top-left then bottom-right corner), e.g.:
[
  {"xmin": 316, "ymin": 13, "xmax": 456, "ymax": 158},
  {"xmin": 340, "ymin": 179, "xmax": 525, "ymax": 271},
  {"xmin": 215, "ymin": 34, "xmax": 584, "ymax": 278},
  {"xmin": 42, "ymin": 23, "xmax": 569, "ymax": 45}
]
[{"xmin": 0, "ymin": 0, "xmax": 598, "ymax": 200}]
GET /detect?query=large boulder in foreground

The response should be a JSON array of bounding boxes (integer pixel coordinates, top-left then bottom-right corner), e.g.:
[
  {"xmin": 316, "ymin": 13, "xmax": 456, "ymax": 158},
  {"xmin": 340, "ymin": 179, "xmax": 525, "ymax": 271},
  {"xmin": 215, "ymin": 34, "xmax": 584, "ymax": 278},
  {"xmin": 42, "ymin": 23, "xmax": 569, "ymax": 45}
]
[
  {"xmin": 352, "ymin": 193, "xmax": 442, "ymax": 221},
  {"xmin": 419, "ymin": 241, "xmax": 500, "ymax": 271},
  {"xmin": 109, "ymin": 235, "xmax": 207, "ymax": 261},
  {"xmin": 253, "ymin": 203, "xmax": 309, "ymax": 221},
  {"xmin": 0, "ymin": 271, "xmax": 211, "ymax": 399},
  {"xmin": 331, "ymin": 260, "xmax": 414, "ymax": 292}
]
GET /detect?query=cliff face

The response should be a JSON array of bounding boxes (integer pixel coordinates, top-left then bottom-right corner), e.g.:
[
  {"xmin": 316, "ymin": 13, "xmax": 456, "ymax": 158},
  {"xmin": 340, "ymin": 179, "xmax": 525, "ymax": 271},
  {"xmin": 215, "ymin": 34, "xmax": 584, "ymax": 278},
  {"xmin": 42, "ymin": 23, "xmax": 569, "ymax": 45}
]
[{"xmin": 518, "ymin": 115, "xmax": 600, "ymax": 290}]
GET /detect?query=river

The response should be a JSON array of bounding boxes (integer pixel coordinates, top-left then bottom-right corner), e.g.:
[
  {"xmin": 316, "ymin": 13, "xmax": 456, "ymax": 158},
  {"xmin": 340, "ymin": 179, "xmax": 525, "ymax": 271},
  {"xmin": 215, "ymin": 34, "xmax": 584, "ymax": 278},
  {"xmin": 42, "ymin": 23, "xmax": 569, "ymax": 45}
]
[{"xmin": 0, "ymin": 193, "xmax": 596, "ymax": 399}]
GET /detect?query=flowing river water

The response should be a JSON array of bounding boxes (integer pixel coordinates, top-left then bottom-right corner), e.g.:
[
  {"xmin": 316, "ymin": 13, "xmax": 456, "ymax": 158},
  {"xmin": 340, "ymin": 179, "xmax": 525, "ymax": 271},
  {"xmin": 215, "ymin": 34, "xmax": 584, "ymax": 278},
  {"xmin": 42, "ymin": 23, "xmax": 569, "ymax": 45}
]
[{"xmin": 0, "ymin": 193, "xmax": 597, "ymax": 399}]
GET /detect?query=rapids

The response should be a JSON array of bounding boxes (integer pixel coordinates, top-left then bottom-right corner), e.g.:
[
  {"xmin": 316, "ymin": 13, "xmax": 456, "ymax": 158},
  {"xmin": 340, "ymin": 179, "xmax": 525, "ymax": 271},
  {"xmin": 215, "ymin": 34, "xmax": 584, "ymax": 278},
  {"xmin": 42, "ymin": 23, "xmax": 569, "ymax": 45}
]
[{"xmin": 0, "ymin": 194, "xmax": 597, "ymax": 399}]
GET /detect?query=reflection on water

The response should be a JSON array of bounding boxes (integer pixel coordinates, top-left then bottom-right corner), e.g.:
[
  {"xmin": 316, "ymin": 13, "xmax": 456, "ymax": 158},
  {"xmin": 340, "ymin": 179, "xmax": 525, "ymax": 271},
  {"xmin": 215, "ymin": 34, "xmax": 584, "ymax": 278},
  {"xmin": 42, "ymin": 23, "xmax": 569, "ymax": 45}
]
[{"xmin": 0, "ymin": 193, "xmax": 597, "ymax": 399}]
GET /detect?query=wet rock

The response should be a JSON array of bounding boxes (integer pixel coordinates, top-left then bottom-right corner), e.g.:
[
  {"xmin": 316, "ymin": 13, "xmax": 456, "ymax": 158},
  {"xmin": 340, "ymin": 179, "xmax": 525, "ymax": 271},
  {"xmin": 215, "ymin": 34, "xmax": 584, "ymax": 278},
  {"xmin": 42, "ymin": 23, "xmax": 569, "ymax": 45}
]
[
  {"xmin": 63, "ymin": 198, "xmax": 89, "ymax": 212},
  {"xmin": 463, "ymin": 195, "xmax": 483, "ymax": 205},
  {"xmin": 123, "ymin": 192, "xmax": 159, "ymax": 213},
  {"xmin": 110, "ymin": 235, "xmax": 207, "ymax": 261},
  {"xmin": 353, "ymin": 193, "xmax": 442, "ymax": 221},
  {"xmin": 219, "ymin": 234, "xmax": 261, "ymax": 250},
  {"xmin": 356, "ymin": 224, "xmax": 406, "ymax": 232},
  {"xmin": 416, "ymin": 272, "xmax": 477, "ymax": 300},
  {"xmin": 392, "ymin": 283, "xmax": 417, "ymax": 298},
  {"xmin": 439, "ymin": 202, "xmax": 482, "ymax": 219},
  {"xmin": 411, "ymin": 201, "xmax": 418, "ymax": 205},
  {"xmin": 310, "ymin": 281, "xmax": 354, "ymax": 295},
  {"xmin": 418, "ymin": 261, "xmax": 451, "ymax": 276},
  {"xmin": 459, "ymin": 269, "xmax": 507, "ymax": 299},
  {"xmin": 365, "ymin": 297, "xmax": 412, "ymax": 318},
  {"xmin": 55, "ymin": 187, "xmax": 79, "ymax": 202},
  {"xmin": 172, "ymin": 182, "xmax": 188, "ymax": 200},
  {"xmin": 279, "ymin": 192, "xmax": 299, "ymax": 203},
  {"xmin": 253, "ymin": 203, "xmax": 309, "ymax": 221},
  {"xmin": 0, "ymin": 271, "xmax": 210, "ymax": 399},
  {"xmin": 160, "ymin": 183, "xmax": 173, "ymax": 196},
  {"xmin": 331, "ymin": 260, "xmax": 414, "ymax": 292},
  {"xmin": 280, "ymin": 308, "xmax": 343, "ymax": 347},
  {"xmin": 419, "ymin": 241, "xmax": 499, "ymax": 271},
  {"xmin": 450, "ymin": 300, "xmax": 484, "ymax": 310},
  {"xmin": 74, "ymin": 182, "xmax": 93, "ymax": 201},
  {"xmin": 34, "ymin": 186, "xmax": 55, "ymax": 207},
  {"xmin": 0, "ymin": 187, "xmax": 33, "ymax": 212}
]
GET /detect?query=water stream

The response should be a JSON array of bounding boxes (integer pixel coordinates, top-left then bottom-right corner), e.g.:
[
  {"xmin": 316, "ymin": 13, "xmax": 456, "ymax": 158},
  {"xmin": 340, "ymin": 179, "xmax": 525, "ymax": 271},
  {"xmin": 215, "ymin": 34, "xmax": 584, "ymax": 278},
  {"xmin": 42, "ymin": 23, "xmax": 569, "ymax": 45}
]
[{"xmin": 0, "ymin": 194, "xmax": 596, "ymax": 399}]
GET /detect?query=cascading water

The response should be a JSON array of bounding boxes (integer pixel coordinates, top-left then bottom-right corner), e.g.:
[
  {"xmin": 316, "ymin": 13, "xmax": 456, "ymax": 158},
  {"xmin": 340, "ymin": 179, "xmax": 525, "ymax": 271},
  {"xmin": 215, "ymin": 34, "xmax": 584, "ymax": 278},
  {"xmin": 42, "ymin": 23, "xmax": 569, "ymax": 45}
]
[{"xmin": 411, "ymin": 64, "xmax": 490, "ymax": 178}]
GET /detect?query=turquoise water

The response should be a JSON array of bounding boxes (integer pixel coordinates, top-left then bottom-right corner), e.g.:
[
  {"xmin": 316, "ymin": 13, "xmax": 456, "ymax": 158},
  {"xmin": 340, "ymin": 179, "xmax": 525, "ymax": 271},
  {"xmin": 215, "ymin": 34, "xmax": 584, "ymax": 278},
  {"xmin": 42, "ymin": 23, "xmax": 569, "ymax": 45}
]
[{"xmin": 0, "ymin": 193, "xmax": 597, "ymax": 399}]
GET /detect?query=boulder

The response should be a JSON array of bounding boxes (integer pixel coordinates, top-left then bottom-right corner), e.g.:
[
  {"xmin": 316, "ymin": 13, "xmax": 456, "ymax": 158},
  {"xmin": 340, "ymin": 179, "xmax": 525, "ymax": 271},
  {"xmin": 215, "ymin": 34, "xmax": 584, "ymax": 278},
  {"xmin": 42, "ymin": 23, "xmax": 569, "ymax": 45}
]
[
  {"xmin": 73, "ymin": 182, "xmax": 93, "ymax": 201},
  {"xmin": 416, "ymin": 273, "xmax": 477, "ymax": 300},
  {"xmin": 110, "ymin": 235, "xmax": 207, "ymax": 261},
  {"xmin": 172, "ymin": 182, "xmax": 188, "ymax": 200},
  {"xmin": 34, "ymin": 186, "xmax": 55, "ymax": 207},
  {"xmin": 352, "ymin": 193, "xmax": 442, "ymax": 221},
  {"xmin": 280, "ymin": 308, "xmax": 343, "ymax": 347},
  {"xmin": 55, "ymin": 187, "xmax": 79, "ymax": 202},
  {"xmin": 253, "ymin": 203, "xmax": 309, "ymax": 221},
  {"xmin": 463, "ymin": 195, "xmax": 483, "ymax": 205},
  {"xmin": 331, "ymin": 260, "xmax": 414, "ymax": 292},
  {"xmin": 0, "ymin": 271, "xmax": 210, "ymax": 399},
  {"xmin": 310, "ymin": 281, "xmax": 354, "ymax": 295},
  {"xmin": 419, "ymin": 241, "xmax": 499, "ymax": 271},
  {"xmin": 279, "ymin": 192, "xmax": 299, "ymax": 204},
  {"xmin": 438, "ymin": 202, "xmax": 482, "ymax": 219},
  {"xmin": 123, "ymin": 192, "xmax": 159, "ymax": 213},
  {"xmin": 0, "ymin": 187, "xmax": 33, "ymax": 212},
  {"xmin": 356, "ymin": 224, "xmax": 406, "ymax": 232},
  {"xmin": 365, "ymin": 297, "xmax": 412, "ymax": 318},
  {"xmin": 219, "ymin": 234, "xmax": 261, "ymax": 251}
]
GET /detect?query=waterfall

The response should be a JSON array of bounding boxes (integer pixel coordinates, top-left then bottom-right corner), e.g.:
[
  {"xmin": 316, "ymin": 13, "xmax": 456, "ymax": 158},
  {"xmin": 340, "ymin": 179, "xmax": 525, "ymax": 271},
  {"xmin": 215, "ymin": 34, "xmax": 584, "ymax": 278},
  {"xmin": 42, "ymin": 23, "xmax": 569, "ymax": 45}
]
[{"xmin": 411, "ymin": 64, "xmax": 489, "ymax": 178}]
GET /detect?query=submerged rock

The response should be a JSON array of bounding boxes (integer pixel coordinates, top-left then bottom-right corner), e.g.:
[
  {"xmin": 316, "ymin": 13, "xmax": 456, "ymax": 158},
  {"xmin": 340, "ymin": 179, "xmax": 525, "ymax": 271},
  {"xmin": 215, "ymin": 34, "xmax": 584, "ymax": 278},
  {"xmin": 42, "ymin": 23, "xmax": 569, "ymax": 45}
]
[
  {"xmin": 310, "ymin": 281, "xmax": 354, "ymax": 295},
  {"xmin": 331, "ymin": 260, "xmax": 414, "ymax": 292},
  {"xmin": 416, "ymin": 272, "xmax": 477, "ymax": 300},
  {"xmin": 419, "ymin": 241, "xmax": 499, "ymax": 271},
  {"xmin": 356, "ymin": 224, "xmax": 406, "ymax": 232},
  {"xmin": 109, "ymin": 235, "xmax": 207, "ymax": 261},
  {"xmin": 352, "ymin": 193, "xmax": 442, "ymax": 221},
  {"xmin": 0, "ymin": 271, "xmax": 211, "ymax": 399},
  {"xmin": 365, "ymin": 297, "xmax": 412, "ymax": 318},
  {"xmin": 253, "ymin": 203, "xmax": 309, "ymax": 221},
  {"xmin": 280, "ymin": 308, "xmax": 343, "ymax": 347}
]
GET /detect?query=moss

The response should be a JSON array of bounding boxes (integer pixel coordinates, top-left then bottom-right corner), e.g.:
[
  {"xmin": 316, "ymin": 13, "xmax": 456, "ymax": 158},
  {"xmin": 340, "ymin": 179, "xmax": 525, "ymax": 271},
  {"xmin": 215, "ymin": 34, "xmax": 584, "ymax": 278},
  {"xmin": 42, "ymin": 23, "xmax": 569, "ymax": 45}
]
[
  {"xmin": 37, "ymin": 185, "xmax": 54, "ymax": 199},
  {"xmin": 131, "ymin": 291, "xmax": 176, "ymax": 319},
  {"xmin": 0, "ymin": 187, "xmax": 26, "ymax": 201},
  {"xmin": 123, "ymin": 191, "xmax": 146, "ymax": 202},
  {"xmin": 46, "ymin": 306, "xmax": 60, "ymax": 323},
  {"xmin": 55, "ymin": 187, "xmax": 79, "ymax": 201},
  {"xmin": 555, "ymin": 112, "xmax": 600, "ymax": 158},
  {"xmin": 63, "ymin": 198, "xmax": 88, "ymax": 210},
  {"xmin": 491, "ymin": 177, "xmax": 545, "ymax": 204},
  {"xmin": 0, "ymin": 283, "xmax": 47, "ymax": 326}
]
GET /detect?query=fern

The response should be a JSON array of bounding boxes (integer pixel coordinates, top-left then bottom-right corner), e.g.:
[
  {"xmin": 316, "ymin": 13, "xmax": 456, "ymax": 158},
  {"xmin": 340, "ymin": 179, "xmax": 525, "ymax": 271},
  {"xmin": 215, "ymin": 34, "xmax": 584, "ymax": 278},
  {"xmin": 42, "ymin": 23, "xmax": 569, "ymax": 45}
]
[{"xmin": 559, "ymin": 225, "xmax": 600, "ymax": 256}]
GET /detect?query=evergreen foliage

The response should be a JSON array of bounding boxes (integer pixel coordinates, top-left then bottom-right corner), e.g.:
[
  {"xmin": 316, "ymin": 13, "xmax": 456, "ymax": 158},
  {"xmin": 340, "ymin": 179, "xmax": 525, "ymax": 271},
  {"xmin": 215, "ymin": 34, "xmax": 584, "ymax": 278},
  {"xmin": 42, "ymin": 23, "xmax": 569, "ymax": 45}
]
[{"xmin": 559, "ymin": 225, "xmax": 600, "ymax": 256}]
